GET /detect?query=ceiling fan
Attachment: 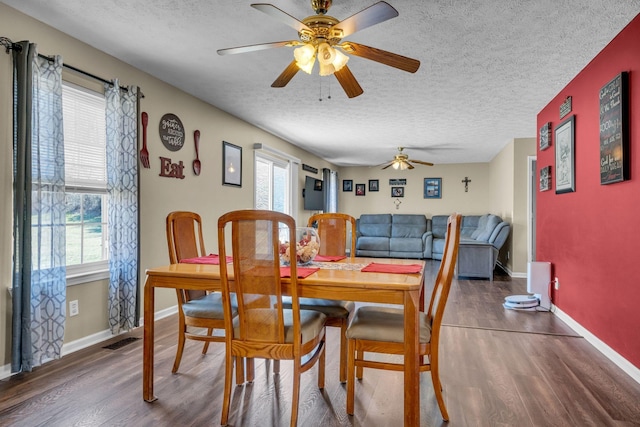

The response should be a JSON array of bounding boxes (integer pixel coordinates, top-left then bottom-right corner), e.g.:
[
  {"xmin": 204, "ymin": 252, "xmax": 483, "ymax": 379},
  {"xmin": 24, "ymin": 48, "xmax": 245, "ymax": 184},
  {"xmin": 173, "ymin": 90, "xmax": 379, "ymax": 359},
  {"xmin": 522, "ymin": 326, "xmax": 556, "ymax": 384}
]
[
  {"xmin": 380, "ymin": 147, "xmax": 434, "ymax": 170},
  {"xmin": 217, "ymin": 0, "xmax": 420, "ymax": 98}
]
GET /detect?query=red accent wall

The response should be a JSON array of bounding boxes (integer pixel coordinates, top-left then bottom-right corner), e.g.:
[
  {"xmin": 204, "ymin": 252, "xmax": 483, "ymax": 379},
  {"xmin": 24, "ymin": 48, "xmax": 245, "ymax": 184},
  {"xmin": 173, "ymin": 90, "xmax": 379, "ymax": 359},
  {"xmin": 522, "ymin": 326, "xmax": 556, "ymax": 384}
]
[{"xmin": 537, "ymin": 14, "xmax": 640, "ymax": 368}]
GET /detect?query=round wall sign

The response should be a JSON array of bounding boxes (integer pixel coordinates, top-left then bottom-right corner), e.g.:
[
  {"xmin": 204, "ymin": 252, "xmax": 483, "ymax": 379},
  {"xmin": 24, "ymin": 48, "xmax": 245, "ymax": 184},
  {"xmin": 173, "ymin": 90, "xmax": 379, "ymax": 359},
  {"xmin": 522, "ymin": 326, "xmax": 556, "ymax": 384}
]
[{"xmin": 159, "ymin": 113, "xmax": 185, "ymax": 151}]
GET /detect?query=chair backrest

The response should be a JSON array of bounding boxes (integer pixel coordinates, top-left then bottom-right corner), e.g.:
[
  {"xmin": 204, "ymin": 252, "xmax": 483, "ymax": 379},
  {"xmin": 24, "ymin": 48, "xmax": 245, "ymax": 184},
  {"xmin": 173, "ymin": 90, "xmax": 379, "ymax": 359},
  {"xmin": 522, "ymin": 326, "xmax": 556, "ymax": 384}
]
[
  {"xmin": 218, "ymin": 210, "xmax": 301, "ymax": 348},
  {"xmin": 308, "ymin": 213, "xmax": 356, "ymax": 258},
  {"xmin": 166, "ymin": 211, "xmax": 207, "ymax": 300},
  {"xmin": 426, "ymin": 213, "xmax": 461, "ymax": 331}
]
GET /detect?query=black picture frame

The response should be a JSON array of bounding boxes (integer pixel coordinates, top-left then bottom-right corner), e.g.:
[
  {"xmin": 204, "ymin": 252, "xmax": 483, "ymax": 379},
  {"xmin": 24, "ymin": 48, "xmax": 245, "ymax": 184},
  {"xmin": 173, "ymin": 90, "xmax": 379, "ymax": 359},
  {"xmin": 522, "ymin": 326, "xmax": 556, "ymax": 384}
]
[
  {"xmin": 554, "ymin": 115, "xmax": 575, "ymax": 194},
  {"xmin": 368, "ymin": 179, "xmax": 379, "ymax": 192},
  {"xmin": 539, "ymin": 122, "xmax": 551, "ymax": 150},
  {"xmin": 355, "ymin": 183, "xmax": 366, "ymax": 196},
  {"xmin": 223, "ymin": 141, "xmax": 242, "ymax": 187},
  {"xmin": 423, "ymin": 178, "xmax": 442, "ymax": 199},
  {"xmin": 391, "ymin": 186, "xmax": 404, "ymax": 197},
  {"xmin": 343, "ymin": 179, "xmax": 353, "ymax": 192},
  {"xmin": 600, "ymin": 71, "xmax": 629, "ymax": 185},
  {"xmin": 540, "ymin": 166, "xmax": 552, "ymax": 192}
]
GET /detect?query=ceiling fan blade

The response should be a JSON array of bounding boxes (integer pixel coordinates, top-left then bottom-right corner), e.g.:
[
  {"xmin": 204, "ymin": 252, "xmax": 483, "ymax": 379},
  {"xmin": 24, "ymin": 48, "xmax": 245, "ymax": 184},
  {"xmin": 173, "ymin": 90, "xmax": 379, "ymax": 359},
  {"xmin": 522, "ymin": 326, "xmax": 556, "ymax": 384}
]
[
  {"xmin": 333, "ymin": 65, "xmax": 364, "ymax": 98},
  {"xmin": 333, "ymin": 1, "xmax": 398, "ymax": 38},
  {"xmin": 339, "ymin": 42, "xmax": 420, "ymax": 73},
  {"xmin": 406, "ymin": 161, "xmax": 415, "ymax": 170},
  {"xmin": 217, "ymin": 40, "xmax": 300, "ymax": 56},
  {"xmin": 271, "ymin": 60, "xmax": 300, "ymax": 88},
  {"xmin": 411, "ymin": 159, "xmax": 434, "ymax": 166},
  {"xmin": 251, "ymin": 3, "xmax": 312, "ymax": 33},
  {"xmin": 381, "ymin": 162, "xmax": 394, "ymax": 170}
]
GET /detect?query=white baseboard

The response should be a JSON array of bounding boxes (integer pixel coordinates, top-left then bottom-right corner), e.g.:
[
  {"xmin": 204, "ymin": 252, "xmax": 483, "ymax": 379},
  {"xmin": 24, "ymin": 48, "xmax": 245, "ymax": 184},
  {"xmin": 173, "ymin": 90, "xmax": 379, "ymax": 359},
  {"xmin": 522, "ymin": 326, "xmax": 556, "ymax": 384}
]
[
  {"xmin": 553, "ymin": 306, "xmax": 640, "ymax": 385},
  {"xmin": 497, "ymin": 261, "xmax": 526, "ymax": 278},
  {"xmin": 0, "ymin": 305, "xmax": 178, "ymax": 381}
]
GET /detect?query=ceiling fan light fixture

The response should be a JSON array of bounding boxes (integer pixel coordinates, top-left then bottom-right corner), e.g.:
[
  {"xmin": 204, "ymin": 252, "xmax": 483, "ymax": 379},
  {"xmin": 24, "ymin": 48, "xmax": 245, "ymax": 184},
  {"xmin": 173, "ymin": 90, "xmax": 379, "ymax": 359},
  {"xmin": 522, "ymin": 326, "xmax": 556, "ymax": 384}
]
[
  {"xmin": 332, "ymin": 48, "xmax": 349, "ymax": 72},
  {"xmin": 294, "ymin": 44, "xmax": 316, "ymax": 74},
  {"xmin": 318, "ymin": 61, "xmax": 335, "ymax": 76}
]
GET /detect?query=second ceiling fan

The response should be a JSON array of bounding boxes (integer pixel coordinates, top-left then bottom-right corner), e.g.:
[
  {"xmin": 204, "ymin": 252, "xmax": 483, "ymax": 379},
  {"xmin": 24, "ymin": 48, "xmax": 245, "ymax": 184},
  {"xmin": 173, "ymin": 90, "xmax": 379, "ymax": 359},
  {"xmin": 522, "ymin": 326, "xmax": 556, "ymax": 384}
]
[
  {"xmin": 217, "ymin": 0, "xmax": 420, "ymax": 98},
  {"xmin": 381, "ymin": 147, "xmax": 434, "ymax": 170}
]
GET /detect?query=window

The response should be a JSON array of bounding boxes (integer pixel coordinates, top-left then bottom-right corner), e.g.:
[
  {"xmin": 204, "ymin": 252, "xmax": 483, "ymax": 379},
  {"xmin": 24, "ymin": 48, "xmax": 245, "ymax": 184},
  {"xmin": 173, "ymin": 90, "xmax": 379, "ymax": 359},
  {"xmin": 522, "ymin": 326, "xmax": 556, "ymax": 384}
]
[
  {"xmin": 62, "ymin": 82, "xmax": 109, "ymax": 283},
  {"xmin": 254, "ymin": 144, "xmax": 300, "ymax": 218},
  {"xmin": 255, "ymin": 153, "xmax": 290, "ymax": 214}
]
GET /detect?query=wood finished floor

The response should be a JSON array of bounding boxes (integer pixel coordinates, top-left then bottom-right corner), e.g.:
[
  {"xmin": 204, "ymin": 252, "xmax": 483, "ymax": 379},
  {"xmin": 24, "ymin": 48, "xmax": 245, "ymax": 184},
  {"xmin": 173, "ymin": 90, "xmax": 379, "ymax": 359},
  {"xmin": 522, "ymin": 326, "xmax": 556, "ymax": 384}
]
[{"xmin": 1, "ymin": 261, "xmax": 639, "ymax": 426}]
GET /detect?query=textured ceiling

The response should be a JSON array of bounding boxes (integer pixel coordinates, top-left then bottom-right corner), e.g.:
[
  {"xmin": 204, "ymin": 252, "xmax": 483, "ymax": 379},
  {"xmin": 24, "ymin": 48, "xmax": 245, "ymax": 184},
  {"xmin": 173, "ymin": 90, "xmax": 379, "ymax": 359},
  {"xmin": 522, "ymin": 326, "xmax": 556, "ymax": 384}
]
[{"xmin": 3, "ymin": 1, "xmax": 639, "ymax": 166}]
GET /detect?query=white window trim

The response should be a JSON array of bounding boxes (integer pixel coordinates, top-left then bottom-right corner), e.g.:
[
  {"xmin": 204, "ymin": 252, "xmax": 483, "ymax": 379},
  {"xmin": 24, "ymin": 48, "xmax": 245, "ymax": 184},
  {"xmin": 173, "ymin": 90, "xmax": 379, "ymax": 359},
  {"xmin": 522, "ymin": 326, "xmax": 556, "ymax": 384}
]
[{"xmin": 253, "ymin": 143, "xmax": 299, "ymax": 221}]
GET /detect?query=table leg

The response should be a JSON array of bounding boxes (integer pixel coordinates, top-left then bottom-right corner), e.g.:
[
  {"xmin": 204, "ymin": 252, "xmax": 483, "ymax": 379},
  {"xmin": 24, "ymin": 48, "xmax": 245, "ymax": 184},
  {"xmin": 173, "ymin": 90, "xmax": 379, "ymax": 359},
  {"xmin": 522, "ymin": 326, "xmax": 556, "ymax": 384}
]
[
  {"xmin": 403, "ymin": 288, "xmax": 420, "ymax": 426},
  {"xmin": 143, "ymin": 277, "xmax": 156, "ymax": 402}
]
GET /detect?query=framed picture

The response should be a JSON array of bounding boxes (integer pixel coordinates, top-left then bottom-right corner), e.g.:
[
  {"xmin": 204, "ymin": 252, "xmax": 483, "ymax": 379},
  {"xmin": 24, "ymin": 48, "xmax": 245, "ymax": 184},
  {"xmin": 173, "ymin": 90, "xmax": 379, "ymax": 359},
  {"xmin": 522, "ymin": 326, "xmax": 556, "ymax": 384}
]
[
  {"xmin": 355, "ymin": 184, "xmax": 366, "ymax": 196},
  {"xmin": 539, "ymin": 122, "xmax": 551, "ymax": 150},
  {"xmin": 391, "ymin": 186, "xmax": 404, "ymax": 197},
  {"xmin": 223, "ymin": 141, "xmax": 242, "ymax": 187},
  {"xmin": 423, "ymin": 178, "xmax": 442, "ymax": 199},
  {"xmin": 599, "ymin": 72, "xmax": 629, "ymax": 185},
  {"xmin": 539, "ymin": 166, "xmax": 552, "ymax": 191},
  {"xmin": 368, "ymin": 179, "xmax": 379, "ymax": 192},
  {"xmin": 554, "ymin": 115, "xmax": 575, "ymax": 194},
  {"xmin": 343, "ymin": 180, "xmax": 353, "ymax": 192}
]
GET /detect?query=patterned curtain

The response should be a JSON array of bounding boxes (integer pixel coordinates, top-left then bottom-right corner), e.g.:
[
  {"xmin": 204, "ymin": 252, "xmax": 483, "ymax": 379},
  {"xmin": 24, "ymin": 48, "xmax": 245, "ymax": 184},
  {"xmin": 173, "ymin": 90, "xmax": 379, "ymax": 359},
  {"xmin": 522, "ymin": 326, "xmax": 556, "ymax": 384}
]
[
  {"xmin": 12, "ymin": 42, "xmax": 66, "ymax": 373},
  {"xmin": 105, "ymin": 80, "xmax": 139, "ymax": 334}
]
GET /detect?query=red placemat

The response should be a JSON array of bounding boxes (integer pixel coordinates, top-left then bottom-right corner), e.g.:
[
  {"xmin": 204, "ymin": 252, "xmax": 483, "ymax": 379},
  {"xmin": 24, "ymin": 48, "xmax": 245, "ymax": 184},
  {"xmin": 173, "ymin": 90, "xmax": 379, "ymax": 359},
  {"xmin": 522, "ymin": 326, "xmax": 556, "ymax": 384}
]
[
  {"xmin": 313, "ymin": 255, "xmax": 347, "ymax": 262},
  {"xmin": 280, "ymin": 267, "xmax": 320, "ymax": 278},
  {"xmin": 361, "ymin": 263, "xmax": 423, "ymax": 274},
  {"xmin": 179, "ymin": 254, "xmax": 233, "ymax": 265}
]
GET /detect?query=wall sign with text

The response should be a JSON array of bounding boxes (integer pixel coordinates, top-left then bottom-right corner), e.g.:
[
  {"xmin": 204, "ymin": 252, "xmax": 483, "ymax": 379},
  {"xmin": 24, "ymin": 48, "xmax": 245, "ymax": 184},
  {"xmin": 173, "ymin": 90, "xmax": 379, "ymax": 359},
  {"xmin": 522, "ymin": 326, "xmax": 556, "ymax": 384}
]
[
  {"xmin": 159, "ymin": 113, "xmax": 185, "ymax": 152},
  {"xmin": 599, "ymin": 72, "xmax": 629, "ymax": 185}
]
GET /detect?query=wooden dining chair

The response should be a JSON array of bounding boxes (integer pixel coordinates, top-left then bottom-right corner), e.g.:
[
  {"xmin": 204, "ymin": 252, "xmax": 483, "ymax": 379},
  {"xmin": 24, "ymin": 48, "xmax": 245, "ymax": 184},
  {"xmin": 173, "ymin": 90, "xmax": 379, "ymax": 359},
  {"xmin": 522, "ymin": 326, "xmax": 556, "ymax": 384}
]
[
  {"xmin": 290, "ymin": 212, "xmax": 356, "ymax": 383},
  {"xmin": 217, "ymin": 209, "xmax": 327, "ymax": 427},
  {"xmin": 166, "ymin": 211, "xmax": 240, "ymax": 377},
  {"xmin": 345, "ymin": 213, "xmax": 462, "ymax": 421}
]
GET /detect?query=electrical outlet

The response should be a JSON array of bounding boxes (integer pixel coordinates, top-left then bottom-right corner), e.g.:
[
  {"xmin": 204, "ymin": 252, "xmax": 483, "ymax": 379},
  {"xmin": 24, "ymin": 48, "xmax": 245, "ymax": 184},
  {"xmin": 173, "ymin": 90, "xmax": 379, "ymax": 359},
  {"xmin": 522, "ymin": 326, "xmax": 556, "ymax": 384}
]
[
  {"xmin": 69, "ymin": 300, "xmax": 79, "ymax": 317},
  {"xmin": 554, "ymin": 277, "xmax": 560, "ymax": 290}
]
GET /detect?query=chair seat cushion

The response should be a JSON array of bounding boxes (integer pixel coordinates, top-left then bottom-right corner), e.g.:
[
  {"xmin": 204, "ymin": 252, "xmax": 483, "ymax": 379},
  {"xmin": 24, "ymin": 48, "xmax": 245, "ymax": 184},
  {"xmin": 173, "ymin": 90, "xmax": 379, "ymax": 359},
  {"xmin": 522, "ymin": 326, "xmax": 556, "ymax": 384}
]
[
  {"xmin": 282, "ymin": 297, "xmax": 354, "ymax": 318},
  {"xmin": 346, "ymin": 305, "xmax": 432, "ymax": 343},
  {"xmin": 182, "ymin": 292, "xmax": 236, "ymax": 319},
  {"xmin": 233, "ymin": 309, "xmax": 326, "ymax": 344}
]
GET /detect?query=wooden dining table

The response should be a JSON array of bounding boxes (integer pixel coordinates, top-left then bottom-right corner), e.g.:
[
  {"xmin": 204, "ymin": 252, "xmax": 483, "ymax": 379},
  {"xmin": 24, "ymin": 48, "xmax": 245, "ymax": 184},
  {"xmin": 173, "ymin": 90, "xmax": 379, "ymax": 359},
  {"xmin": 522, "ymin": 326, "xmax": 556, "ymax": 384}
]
[{"xmin": 142, "ymin": 257, "xmax": 426, "ymax": 426}]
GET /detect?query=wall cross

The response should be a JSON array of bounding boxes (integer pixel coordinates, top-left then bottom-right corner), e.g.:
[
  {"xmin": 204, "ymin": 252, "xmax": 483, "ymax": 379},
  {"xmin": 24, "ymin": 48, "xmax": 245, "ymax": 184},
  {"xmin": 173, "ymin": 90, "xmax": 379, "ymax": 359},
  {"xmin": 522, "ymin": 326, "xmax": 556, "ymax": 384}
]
[{"xmin": 462, "ymin": 176, "xmax": 471, "ymax": 192}]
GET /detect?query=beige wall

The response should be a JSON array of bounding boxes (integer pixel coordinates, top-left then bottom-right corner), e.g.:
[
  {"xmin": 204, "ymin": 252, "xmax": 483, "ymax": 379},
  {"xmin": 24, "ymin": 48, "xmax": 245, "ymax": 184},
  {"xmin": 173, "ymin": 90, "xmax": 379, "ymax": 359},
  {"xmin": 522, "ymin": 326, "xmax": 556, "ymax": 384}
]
[
  {"xmin": 0, "ymin": 4, "xmax": 336, "ymax": 368},
  {"xmin": 0, "ymin": 4, "xmax": 534, "ymax": 370},
  {"xmin": 338, "ymin": 163, "xmax": 491, "ymax": 217}
]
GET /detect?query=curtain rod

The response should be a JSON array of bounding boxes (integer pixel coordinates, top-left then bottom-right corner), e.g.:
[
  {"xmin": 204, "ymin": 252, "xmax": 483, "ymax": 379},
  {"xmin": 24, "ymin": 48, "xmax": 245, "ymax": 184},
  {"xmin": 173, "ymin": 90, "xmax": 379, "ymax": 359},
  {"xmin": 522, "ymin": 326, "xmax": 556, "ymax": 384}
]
[{"xmin": 2, "ymin": 36, "xmax": 144, "ymax": 98}]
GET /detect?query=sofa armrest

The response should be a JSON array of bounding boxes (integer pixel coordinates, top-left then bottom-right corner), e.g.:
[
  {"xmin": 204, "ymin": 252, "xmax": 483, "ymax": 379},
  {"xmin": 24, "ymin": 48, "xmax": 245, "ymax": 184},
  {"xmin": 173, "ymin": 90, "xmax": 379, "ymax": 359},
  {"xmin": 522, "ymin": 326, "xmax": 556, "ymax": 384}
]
[
  {"xmin": 488, "ymin": 222, "xmax": 510, "ymax": 250},
  {"xmin": 422, "ymin": 231, "xmax": 433, "ymax": 258}
]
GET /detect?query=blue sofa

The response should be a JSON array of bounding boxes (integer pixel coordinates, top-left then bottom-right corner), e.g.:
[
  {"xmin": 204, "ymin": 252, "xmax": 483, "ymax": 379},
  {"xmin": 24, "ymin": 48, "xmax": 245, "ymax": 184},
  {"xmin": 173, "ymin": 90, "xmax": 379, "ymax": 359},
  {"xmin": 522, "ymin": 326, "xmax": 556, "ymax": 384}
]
[
  {"xmin": 431, "ymin": 214, "xmax": 510, "ymax": 280},
  {"xmin": 355, "ymin": 213, "xmax": 510, "ymax": 279},
  {"xmin": 355, "ymin": 214, "xmax": 430, "ymax": 259}
]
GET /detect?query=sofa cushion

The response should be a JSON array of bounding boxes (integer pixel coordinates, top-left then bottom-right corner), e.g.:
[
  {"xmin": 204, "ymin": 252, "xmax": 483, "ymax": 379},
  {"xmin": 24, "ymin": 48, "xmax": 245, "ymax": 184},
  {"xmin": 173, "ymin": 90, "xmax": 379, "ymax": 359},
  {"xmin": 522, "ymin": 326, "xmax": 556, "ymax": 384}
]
[
  {"xmin": 391, "ymin": 214, "xmax": 427, "ymax": 238},
  {"xmin": 431, "ymin": 215, "xmax": 449, "ymax": 239},
  {"xmin": 356, "ymin": 236, "xmax": 390, "ymax": 252},
  {"xmin": 390, "ymin": 237, "xmax": 423, "ymax": 253},
  {"xmin": 461, "ymin": 215, "xmax": 480, "ymax": 238},
  {"xmin": 474, "ymin": 215, "xmax": 501, "ymax": 242},
  {"xmin": 469, "ymin": 215, "xmax": 488, "ymax": 239},
  {"xmin": 358, "ymin": 214, "xmax": 392, "ymax": 238}
]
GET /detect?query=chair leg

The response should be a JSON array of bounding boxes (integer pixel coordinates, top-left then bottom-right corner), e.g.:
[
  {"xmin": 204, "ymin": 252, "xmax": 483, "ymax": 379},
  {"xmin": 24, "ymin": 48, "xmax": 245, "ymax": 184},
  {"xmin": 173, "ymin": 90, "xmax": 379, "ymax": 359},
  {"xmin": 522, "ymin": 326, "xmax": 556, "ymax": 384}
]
[
  {"xmin": 290, "ymin": 359, "xmax": 301, "ymax": 427},
  {"xmin": 355, "ymin": 349, "xmax": 364, "ymax": 379},
  {"xmin": 346, "ymin": 338, "xmax": 356, "ymax": 415},
  {"xmin": 246, "ymin": 357, "xmax": 255, "ymax": 383},
  {"xmin": 171, "ymin": 320, "xmax": 187, "ymax": 374},
  {"xmin": 318, "ymin": 338, "xmax": 326, "ymax": 389},
  {"xmin": 273, "ymin": 359, "xmax": 280, "ymax": 375},
  {"xmin": 235, "ymin": 356, "xmax": 245, "ymax": 385},
  {"xmin": 431, "ymin": 356, "xmax": 449, "ymax": 421},
  {"xmin": 220, "ymin": 348, "xmax": 235, "ymax": 426},
  {"xmin": 339, "ymin": 320, "xmax": 348, "ymax": 383},
  {"xmin": 202, "ymin": 327, "xmax": 213, "ymax": 354}
]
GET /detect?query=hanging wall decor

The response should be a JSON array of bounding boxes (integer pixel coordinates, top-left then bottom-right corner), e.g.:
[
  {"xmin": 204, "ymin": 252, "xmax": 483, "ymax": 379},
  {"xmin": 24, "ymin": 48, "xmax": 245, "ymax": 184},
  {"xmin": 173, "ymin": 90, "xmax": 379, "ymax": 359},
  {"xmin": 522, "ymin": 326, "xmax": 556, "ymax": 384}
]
[
  {"xmin": 599, "ymin": 71, "xmax": 629, "ymax": 185},
  {"xmin": 223, "ymin": 141, "xmax": 242, "ymax": 187},
  {"xmin": 555, "ymin": 115, "xmax": 575, "ymax": 194},
  {"xmin": 539, "ymin": 122, "xmax": 551, "ymax": 151},
  {"xmin": 159, "ymin": 113, "xmax": 185, "ymax": 151},
  {"xmin": 540, "ymin": 166, "xmax": 552, "ymax": 191}
]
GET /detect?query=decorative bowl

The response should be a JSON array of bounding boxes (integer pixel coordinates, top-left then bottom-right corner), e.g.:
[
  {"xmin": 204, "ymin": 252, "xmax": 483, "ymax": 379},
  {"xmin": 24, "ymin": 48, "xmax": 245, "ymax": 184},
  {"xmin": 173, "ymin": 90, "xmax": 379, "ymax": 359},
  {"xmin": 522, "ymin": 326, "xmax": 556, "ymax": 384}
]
[{"xmin": 279, "ymin": 227, "xmax": 321, "ymax": 266}]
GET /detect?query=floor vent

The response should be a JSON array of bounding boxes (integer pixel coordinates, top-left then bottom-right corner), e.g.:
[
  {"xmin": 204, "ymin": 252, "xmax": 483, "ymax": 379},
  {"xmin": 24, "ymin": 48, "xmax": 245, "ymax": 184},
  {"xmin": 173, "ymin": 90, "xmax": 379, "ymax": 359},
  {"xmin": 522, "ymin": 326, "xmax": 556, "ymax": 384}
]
[{"xmin": 103, "ymin": 337, "xmax": 140, "ymax": 350}]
